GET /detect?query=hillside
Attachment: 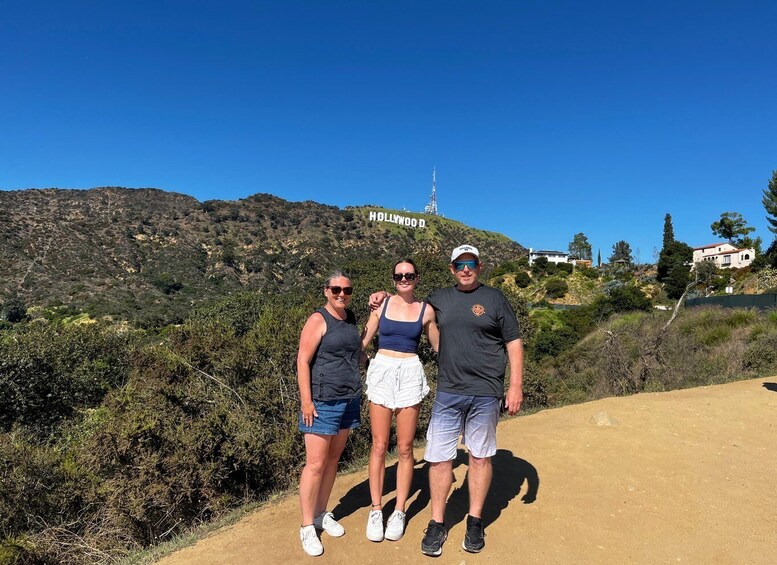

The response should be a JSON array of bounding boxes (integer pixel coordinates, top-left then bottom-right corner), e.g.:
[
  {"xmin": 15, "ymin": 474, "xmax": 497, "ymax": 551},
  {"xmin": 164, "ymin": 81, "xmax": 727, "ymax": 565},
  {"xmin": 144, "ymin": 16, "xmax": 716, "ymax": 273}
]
[{"xmin": 0, "ymin": 187, "xmax": 526, "ymax": 325}]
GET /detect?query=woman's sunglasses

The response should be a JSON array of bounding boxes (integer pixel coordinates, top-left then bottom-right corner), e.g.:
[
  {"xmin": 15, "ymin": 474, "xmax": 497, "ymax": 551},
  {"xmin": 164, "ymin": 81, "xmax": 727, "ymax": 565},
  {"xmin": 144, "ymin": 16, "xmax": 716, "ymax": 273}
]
[
  {"xmin": 392, "ymin": 273, "xmax": 417, "ymax": 282},
  {"xmin": 453, "ymin": 259, "xmax": 479, "ymax": 271},
  {"xmin": 327, "ymin": 286, "xmax": 353, "ymax": 295}
]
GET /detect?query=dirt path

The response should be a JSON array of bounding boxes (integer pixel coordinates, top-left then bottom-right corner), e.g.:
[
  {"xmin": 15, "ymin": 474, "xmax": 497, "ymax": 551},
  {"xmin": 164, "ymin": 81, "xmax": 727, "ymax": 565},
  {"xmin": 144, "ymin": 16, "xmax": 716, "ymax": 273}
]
[{"xmin": 157, "ymin": 378, "xmax": 777, "ymax": 564}]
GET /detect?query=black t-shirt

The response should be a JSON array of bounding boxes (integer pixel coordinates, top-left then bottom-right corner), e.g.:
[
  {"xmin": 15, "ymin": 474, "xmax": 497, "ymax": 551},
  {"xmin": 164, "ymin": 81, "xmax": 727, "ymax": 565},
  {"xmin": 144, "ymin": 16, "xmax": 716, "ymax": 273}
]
[{"xmin": 427, "ymin": 284, "xmax": 521, "ymax": 397}]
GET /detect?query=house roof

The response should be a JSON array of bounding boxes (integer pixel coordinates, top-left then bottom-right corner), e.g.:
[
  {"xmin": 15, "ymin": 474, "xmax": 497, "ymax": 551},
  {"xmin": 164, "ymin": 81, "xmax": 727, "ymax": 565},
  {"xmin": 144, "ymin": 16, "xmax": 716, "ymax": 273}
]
[
  {"xmin": 694, "ymin": 242, "xmax": 732, "ymax": 251},
  {"xmin": 530, "ymin": 250, "xmax": 567, "ymax": 255},
  {"xmin": 698, "ymin": 248, "xmax": 754, "ymax": 258}
]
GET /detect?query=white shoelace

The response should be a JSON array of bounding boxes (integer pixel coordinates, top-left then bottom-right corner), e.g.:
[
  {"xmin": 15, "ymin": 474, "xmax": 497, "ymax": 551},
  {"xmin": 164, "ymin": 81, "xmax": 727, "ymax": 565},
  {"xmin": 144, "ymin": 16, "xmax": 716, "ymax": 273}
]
[{"xmin": 369, "ymin": 511, "xmax": 383, "ymax": 527}]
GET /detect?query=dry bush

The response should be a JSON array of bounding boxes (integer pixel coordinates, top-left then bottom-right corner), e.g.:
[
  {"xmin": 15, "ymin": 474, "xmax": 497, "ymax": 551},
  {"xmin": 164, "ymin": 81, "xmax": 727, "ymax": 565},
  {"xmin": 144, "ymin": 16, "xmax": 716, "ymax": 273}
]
[
  {"xmin": 544, "ymin": 305, "xmax": 777, "ymax": 406},
  {"xmin": 743, "ymin": 328, "xmax": 777, "ymax": 372}
]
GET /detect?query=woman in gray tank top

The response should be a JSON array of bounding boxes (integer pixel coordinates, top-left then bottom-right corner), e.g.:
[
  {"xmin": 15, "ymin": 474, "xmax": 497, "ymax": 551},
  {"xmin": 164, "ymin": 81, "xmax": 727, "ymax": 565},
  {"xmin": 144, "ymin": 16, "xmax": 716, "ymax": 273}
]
[{"xmin": 296, "ymin": 272, "xmax": 362, "ymax": 557}]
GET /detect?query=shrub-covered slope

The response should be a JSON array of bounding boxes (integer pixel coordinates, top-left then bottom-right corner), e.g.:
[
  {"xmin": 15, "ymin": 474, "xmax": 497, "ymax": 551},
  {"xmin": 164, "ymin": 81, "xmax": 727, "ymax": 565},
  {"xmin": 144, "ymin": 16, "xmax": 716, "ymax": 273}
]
[
  {"xmin": 0, "ymin": 188, "xmax": 526, "ymax": 326},
  {"xmin": 529, "ymin": 306, "xmax": 777, "ymax": 407}
]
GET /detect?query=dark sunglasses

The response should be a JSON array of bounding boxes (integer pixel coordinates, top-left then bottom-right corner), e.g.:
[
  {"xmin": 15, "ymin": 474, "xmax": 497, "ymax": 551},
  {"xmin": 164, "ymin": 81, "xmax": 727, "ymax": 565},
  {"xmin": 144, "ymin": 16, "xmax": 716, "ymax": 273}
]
[
  {"xmin": 392, "ymin": 273, "xmax": 417, "ymax": 282},
  {"xmin": 326, "ymin": 286, "xmax": 353, "ymax": 295},
  {"xmin": 453, "ymin": 259, "xmax": 479, "ymax": 271}
]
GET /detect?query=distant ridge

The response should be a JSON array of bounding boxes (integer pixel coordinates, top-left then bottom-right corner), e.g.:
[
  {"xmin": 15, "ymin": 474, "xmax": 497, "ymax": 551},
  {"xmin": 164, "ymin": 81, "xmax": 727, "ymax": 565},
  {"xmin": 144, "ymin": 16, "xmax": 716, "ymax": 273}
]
[{"xmin": 0, "ymin": 187, "xmax": 526, "ymax": 324}]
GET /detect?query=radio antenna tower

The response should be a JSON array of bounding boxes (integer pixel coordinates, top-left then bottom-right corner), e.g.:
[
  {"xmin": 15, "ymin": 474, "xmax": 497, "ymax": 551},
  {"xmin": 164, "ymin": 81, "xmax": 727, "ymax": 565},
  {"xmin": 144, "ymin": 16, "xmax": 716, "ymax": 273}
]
[{"xmin": 424, "ymin": 167, "xmax": 439, "ymax": 215}]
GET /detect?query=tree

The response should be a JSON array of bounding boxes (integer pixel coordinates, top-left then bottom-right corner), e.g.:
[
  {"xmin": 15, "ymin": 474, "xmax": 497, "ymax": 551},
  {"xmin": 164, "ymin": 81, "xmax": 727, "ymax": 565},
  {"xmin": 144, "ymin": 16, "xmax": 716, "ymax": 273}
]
[
  {"xmin": 531, "ymin": 256, "xmax": 552, "ymax": 277},
  {"xmin": 663, "ymin": 213, "xmax": 675, "ymax": 249},
  {"xmin": 597, "ymin": 249, "xmax": 601, "ymax": 267},
  {"xmin": 762, "ymin": 170, "xmax": 777, "ymax": 234},
  {"xmin": 694, "ymin": 261, "xmax": 720, "ymax": 295},
  {"xmin": 710, "ymin": 212, "xmax": 755, "ymax": 245},
  {"xmin": 609, "ymin": 241, "xmax": 633, "ymax": 264},
  {"xmin": 737, "ymin": 235, "xmax": 763, "ymax": 254},
  {"xmin": 567, "ymin": 232, "xmax": 592, "ymax": 260},
  {"xmin": 656, "ymin": 212, "xmax": 693, "ymax": 295},
  {"xmin": 657, "ymin": 241, "xmax": 693, "ymax": 283},
  {"xmin": 0, "ymin": 298, "xmax": 27, "ymax": 323},
  {"xmin": 665, "ymin": 261, "xmax": 691, "ymax": 299},
  {"xmin": 544, "ymin": 278, "xmax": 568, "ymax": 299},
  {"xmin": 514, "ymin": 271, "xmax": 531, "ymax": 288}
]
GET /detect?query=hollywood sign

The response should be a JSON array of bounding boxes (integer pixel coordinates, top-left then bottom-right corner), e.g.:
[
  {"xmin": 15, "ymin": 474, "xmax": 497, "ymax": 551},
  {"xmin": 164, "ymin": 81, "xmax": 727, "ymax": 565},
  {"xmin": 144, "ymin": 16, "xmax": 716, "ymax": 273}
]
[{"xmin": 368, "ymin": 211, "xmax": 426, "ymax": 228}]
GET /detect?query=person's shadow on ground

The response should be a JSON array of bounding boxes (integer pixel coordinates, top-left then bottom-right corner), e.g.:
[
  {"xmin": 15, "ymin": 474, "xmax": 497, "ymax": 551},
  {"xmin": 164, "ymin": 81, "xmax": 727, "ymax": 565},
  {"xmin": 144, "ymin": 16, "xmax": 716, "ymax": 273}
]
[
  {"xmin": 763, "ymin": 382, "xmax": 777, "ymax": 392},
  {"xmin": 331, "ymin": 448, "xmax": 538, "ymax": 532},
  {"xmin": 444, "ymin": 448, "xmax": 539, "ymax": 529},
  {"xmin": 330, "ymin": 457, "xmax": 464, "ymax": 527}
]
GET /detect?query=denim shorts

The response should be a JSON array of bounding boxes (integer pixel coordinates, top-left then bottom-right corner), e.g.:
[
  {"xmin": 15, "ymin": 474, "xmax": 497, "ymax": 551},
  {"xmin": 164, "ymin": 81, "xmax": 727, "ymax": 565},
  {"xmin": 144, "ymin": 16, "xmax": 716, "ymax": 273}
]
[
  {"xmin": 366, "ymin": 353, "xmax": 430, "ymax": 409},
  {"xmin": 424, "ymin": 391, "xmax": 500, "ymax": 461},
  {"xmin": 298, "ymin": 396, "xmax": 361, "ymax": 435}
]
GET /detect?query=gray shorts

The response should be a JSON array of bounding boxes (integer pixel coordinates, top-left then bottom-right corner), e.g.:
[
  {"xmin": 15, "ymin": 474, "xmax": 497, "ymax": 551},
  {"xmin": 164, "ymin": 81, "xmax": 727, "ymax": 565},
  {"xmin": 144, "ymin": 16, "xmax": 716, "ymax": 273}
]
[
  {"xmin": 366, "ymin": 353, "xmax": 429, "ymax": 409},
  {"xmin": 424, "ymin": 391, "xmax": 500, "ymax": 461}
]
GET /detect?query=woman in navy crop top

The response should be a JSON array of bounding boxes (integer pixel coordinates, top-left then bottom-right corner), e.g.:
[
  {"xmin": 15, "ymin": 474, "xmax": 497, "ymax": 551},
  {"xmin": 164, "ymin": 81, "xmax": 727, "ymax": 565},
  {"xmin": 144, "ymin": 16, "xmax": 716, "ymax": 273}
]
[{"xmin": 359, "ymin": 258, "xmax": 439, "ymax": 542}]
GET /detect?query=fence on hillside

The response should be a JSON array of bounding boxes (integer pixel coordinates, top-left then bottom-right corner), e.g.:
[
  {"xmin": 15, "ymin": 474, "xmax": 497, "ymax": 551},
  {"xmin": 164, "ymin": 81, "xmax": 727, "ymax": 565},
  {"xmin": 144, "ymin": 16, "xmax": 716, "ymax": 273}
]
[{"xmin": 685, "ymin": 294, "xmax": 777, "ymax": 310}]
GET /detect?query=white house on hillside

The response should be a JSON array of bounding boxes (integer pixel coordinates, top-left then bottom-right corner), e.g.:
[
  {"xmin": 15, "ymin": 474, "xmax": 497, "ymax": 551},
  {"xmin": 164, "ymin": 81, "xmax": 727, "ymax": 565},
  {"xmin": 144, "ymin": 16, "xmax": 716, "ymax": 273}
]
[
  {"xmin": 692, "ymin": 242, "xmax": 755, "ymax": 269},
  {"xmin": 528, "ymin": 248, "xmax": 569, "ymax": 265}
]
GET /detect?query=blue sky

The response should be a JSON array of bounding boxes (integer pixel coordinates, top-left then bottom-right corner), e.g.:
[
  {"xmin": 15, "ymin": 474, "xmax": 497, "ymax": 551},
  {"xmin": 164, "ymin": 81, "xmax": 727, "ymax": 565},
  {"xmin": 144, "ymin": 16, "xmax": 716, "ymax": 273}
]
[{"xmin": 2, "ymin": 1, "xmax": 776, "ymax": 261}]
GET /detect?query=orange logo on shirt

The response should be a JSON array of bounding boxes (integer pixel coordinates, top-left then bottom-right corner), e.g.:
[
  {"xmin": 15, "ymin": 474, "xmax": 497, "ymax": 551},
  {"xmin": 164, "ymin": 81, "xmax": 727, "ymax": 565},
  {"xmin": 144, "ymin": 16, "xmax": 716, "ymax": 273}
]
[{"xmin": 471, "ymin": 304, "xmax": 486, "ymax": 317}]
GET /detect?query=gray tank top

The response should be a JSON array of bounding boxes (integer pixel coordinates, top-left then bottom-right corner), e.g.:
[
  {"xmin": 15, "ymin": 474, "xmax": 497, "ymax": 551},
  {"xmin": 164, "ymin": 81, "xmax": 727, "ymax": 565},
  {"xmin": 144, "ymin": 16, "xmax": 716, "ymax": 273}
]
[{"xmin": 310, "ymin": 307, "xmax": 362, "ymax": 400}]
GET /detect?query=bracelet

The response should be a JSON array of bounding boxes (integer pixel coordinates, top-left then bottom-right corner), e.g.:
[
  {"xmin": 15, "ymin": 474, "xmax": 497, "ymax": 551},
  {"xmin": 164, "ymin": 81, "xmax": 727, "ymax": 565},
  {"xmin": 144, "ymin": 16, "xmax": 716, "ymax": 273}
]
[{"xmin": 372, "ymin": 503, "xmax": 381, "ymax": 508}]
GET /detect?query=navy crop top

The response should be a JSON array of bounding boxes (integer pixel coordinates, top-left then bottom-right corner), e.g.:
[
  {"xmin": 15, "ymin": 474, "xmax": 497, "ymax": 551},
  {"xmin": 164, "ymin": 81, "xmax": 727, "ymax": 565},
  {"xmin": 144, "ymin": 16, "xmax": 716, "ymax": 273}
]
[{"xmin": 378, "ymin": 297, "xmax": 427, "ymax": 353}]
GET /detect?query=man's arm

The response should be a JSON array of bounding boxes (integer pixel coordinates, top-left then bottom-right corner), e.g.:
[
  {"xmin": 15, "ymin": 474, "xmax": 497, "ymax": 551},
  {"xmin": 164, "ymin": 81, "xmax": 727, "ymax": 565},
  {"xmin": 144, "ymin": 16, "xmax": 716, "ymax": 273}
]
[
  {"xmin": 504, "ymin": 338, "xmax": 523, "ymax": 416},
  {"xmin": 368, "ymin": 290, "xmax": 390, "ymax": 311},
  {"xmin": 360, "ymin": 306, "xmax": 382, "ymax": 351}
]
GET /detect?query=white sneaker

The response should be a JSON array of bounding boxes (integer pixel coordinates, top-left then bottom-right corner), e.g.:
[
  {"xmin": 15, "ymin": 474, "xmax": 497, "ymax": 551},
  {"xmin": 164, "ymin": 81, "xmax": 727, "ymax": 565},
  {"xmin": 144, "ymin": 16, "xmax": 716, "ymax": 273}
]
[
  {"xmin": 366, "ymin": 509, "xmax": 384, "ymax": 542},
  {"xmin": 385, "ymin": 510, "xmax": 406, "ymax": 541},
  {"xmin": 300, "ymin": 525, "xmax": 323, "ymax": 556},
  {"xmin": 314, "ymin": 511, "xmax": 345, "ymax": 537}
]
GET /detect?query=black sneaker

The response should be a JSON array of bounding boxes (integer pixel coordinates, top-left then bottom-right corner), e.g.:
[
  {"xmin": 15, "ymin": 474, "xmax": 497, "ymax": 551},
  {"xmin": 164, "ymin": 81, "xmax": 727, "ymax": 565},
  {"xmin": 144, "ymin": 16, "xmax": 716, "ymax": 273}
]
[
  {"xmin": 421, "ymin": 520, "xmax": 447, "ymax": 556},
  {"xmin": 462, "ymin": 515, "xmax": 485, "ymax": 553}
]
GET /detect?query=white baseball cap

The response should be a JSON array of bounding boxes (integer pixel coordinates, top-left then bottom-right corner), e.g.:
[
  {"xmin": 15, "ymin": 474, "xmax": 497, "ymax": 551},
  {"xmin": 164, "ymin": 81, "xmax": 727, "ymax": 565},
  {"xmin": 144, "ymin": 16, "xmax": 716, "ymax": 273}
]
[{"xmin": 450, "ymin": 244, "xmax": 480, "ymax": 262}]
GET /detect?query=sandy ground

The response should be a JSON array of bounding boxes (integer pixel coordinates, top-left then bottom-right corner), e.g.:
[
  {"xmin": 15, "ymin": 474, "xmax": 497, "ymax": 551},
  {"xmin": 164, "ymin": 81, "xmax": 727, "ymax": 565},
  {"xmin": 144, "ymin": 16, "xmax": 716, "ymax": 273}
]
[{"xmin": 157, "ymin": 378, "xmax": 777, "ymax": 564}]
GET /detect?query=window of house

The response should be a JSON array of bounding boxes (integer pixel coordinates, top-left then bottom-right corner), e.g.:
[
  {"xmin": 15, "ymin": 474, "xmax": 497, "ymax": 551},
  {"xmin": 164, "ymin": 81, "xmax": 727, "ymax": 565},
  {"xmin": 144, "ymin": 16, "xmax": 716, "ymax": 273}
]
[{"xmin": 723, "ymin": 255, "xmax": 731, "ymax": 265}]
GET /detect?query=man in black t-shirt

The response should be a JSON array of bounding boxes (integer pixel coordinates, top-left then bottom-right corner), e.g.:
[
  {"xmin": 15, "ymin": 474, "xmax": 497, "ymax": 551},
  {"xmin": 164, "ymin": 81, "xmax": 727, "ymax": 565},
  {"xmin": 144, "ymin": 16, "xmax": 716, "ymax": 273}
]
[{"xmin": 369, "ymin": 244, "xmax": 523, "ymax": 556}]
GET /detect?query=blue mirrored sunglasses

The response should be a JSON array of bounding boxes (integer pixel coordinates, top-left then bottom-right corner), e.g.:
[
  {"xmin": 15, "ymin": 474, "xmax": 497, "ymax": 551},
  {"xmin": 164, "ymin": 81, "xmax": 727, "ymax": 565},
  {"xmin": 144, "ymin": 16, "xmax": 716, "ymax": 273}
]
[{"xmin": 453, "ymin": 259, "xmax": 479, "ymax": 271}]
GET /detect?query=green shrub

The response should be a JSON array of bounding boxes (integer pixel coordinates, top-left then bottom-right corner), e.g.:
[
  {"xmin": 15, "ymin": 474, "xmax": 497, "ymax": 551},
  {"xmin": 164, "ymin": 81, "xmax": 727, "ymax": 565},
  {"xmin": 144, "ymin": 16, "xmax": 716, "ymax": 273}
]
[
  {"xmin": 532, "ymin": 326, "xmax": 577, "ymax": 360},
  {"xmin": 579, "ymin": 266, "xmax": 599, "ymax": 279},
  {"xmin": 0, "ymin": 298, "xmax": 27, "ymax": 323},
  {"xmin": 531, "ymin": 257, "xmax": 551, "ymax": 277},
  {"xmin": 150, "ymin": 273, "xmax": 184, "ymax": 295},
  {"xmin": 556, "ymin": 263, "xmax": 573, "ymax": 275},
  {"xmin": 514, "ymin": 271, "xmax": 531, "ymax": 288},
  {"xmin": 593, "ymin": 285, "xmax": 651, "ymax": 318},
  {"xmin": 749, "ymin": 323, "xmax": 768, "ymax": 340},
  {"xmin": 0, "ymin": 323, "xmax": 139, "ymax": 433},
  {"xmin": 743, "ymin": 331, "xmax": 777, "ymax": 372},
  {"xmin": 698, "ymin": 325, "xmax": 731, "ymax": 346},
  {"xmin": 0, "ymin": 431, "xmax": 94, "ymax": 554},
  {"xmin": 0, "ymin": 535, "xmax": 37, "ymax": 565},
  {"xmin": 492, "ymin": 260, "xmax": 521, "ymax": 278},
  {"xmin": 545, "ymin": 278, "xmax": 568, "ymax": 299},
  {"xmin": 520, "ymin": 362, "xmax": 550, "ymax": 409},
  {"xmin": 81, "ymin": 361, "xmax": 295, "ymax": 545},
  {"xmin": 727, "ymin": 309, "xmax": 757, "ymax": 328},
  {"xmin": 529, "ymin": 308, "xmax": 565, "ymax": 332}
]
